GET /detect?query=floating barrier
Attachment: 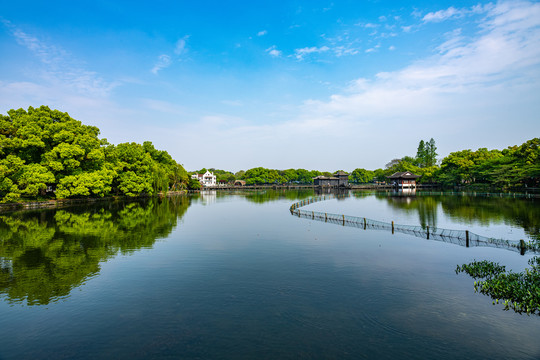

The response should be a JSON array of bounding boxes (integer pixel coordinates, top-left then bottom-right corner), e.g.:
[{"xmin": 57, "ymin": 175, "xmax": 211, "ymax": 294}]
[{"xmin": 290, "ymin": 194, "xmax": 539, "ymax": 255}]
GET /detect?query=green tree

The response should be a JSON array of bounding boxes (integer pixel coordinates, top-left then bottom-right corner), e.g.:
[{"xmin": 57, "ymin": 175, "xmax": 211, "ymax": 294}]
[
  {"xmin": 188, "ymin": 177, "xmax": 202, "ymax": 190},
  {"xmin": 169, "ymin": 164, "xmax": 189, "ymax": 190},
  {"xmin": 17, "ymin": 164, "xmax": 55, "ymax": 197},
  {"xmin": 416, "ymin": 140, "xmax": 427, "ymax": 167},
  {"xmin": 426, "ymin": 138, "xmax": 438, "ymax": 167},
  {"xmin": 55, "ymin": 169, "xmax": 116, "ymax": 198},
  {"xmin": 350, "ymin": 168, "xmax": 374, "ymax": 184}
]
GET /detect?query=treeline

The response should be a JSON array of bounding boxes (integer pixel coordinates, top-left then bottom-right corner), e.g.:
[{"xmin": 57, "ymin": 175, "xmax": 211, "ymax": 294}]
[
  {"xmin": 358, "ymin": 137, "xmax": 539, "ymax": 189},
  {"xmin": 196, "ymin": 137, "xmax": 539, "ymax": 189},
  {"xmin": 2, "ymin": 106, "xmax": 538, "ymax": 204},
  {"xmin": 191, "ymin": 167, "xmax": 335, "ymax": 185},
  {"xmin": 0, "ymin": 106, "xmax": 189, "ymax": 203}
]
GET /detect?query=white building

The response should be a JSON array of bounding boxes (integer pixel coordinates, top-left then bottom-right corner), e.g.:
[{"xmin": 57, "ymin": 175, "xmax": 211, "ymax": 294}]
[{"xmin": 191, "ymin": 171, "xmax": 217, "ymax": 187}]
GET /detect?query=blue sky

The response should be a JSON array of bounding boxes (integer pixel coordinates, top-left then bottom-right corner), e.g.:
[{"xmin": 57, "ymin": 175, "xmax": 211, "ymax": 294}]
[{"xmin": 1, "ymin": 0, "xmax": 539, "ymax": 172}]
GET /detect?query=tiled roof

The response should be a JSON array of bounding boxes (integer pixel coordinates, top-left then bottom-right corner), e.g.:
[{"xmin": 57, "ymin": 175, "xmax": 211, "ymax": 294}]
[
  {"xmin": 387, "ymin": 171, "xmax": 421, "ymax": 179},
  {"xmin": 313, "ymin": 176, "xmax": 339, "ymax": 180}
]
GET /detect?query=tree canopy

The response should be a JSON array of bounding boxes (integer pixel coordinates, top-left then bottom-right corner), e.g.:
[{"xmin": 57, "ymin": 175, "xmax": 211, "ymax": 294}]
[{"xmin": 0, "ymin": 106, "xmax": 188, "ymax": 202}]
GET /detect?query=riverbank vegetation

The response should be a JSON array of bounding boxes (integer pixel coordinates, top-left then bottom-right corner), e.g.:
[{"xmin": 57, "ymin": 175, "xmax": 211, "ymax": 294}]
[
  {"xmin": 456, "ymin": 257, "xmax": 540, "ymax": 315},
  {"xmin": 1, "ymin": 106, "xmax": 539, "ymax": 203},
  {"xmin": 196, "ymin": 137, "xmax": 538, "ymax": 190},
  {"xmin": 0, "ymin": 106, "xmax": 189, "ymax": 203},
  {"xmin": 350, "ymin": 137, "xmax": 539, "ymax": 189}
]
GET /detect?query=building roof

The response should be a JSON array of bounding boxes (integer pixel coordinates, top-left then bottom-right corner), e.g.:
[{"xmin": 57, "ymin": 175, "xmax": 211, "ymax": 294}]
[
  {"xmin": 334, "ymin": 171, "xmax": 349, "ymax": 176},
  {"xmin": 313, "ymin": 176, "xmax": 339, "ymax": 180},
  {"xmin": 387, "ymin": 171, "xmax": 421, "ymax": 179}
]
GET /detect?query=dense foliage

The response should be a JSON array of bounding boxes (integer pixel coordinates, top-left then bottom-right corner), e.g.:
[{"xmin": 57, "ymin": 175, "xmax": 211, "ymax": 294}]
[
  {"xmin": 363, "ymin": 138, "xmax": 539, "ymax": 188},
  {"xmin": 456, "ymin": 257, "xmax": 540, "ymax": 315},
  {"xmin": 191, "ymin": 137, "xmax": 538, "ymax": 188},
  {"xmin": 237, "ymin": 167, "xmax": 331, "ymax": 185},
  {"xmin": 0, "ymin": 106, "xmax": 188, "ymax": 202},
  {"xmin": 191, "ymin": 167, "xmax": 333, "ymax": 185},
  {"xmin": 437, "ymin": 138, "xmax": 540, "ymax": 188}
]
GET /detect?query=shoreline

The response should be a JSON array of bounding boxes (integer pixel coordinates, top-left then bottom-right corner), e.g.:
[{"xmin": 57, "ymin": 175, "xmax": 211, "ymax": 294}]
[
  {"xmin": 2, "ymin": 185, "xmax": 538, "ymax": 213},
  {"xmin": 0, "ymin": 191, "xmax": 187, "ymax": 213}
]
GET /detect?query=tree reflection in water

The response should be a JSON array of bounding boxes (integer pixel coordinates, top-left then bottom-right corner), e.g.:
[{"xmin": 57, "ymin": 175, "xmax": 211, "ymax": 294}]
[
  {"xmin": 0, "ymin": 196, "xmax": 190, "ymax": 305},
  {"xmin": 378, "ymin": 193, "xmax": 540, "ymax": 241}
]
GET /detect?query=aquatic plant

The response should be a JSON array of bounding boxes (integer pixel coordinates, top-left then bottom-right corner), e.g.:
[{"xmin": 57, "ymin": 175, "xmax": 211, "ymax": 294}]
[{"xmin": 456, "ymin": 257, "xmax": 540, "ymax": 315}]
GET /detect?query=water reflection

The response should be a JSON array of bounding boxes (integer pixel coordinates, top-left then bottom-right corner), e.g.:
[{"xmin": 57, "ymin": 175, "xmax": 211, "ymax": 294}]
[
  {"xmin": 192, "ymin": 189, "xmax": 315, "ymax": 204},
  {"xmin": 0, "ymin": 196, "xmax": 190, "ymax": 305},
  {"xmin": 238, "ymin": 189, "xmax": 314, "ymax": 203},
  {"xmin": 381, "ymin": 194, "xmax": 438, "ymax": 229},
  {"xmin": 0, "ymin": 190, "xmax": 314, "ymax": 306},
  {"xmin": 376, "ymin": 192, "xmax": 540, "ymax": 241}
]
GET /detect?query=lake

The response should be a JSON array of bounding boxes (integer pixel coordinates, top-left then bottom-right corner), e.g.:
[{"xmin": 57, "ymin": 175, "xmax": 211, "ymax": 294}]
[{"xmin": 0, "ymin": 190, "xmax": 539, "ymax": 359}]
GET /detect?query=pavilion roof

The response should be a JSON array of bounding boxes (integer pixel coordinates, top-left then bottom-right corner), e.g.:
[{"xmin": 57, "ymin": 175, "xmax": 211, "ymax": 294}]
[{"xmin": 387, "ymin": 171, "xmax": 421, "ymax": 179}]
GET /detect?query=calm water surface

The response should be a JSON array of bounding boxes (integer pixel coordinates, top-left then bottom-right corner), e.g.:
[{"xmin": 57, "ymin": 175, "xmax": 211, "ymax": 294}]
[{"xmin": 0, "ymin": 190, "xmax": 539, "ymax": 359}]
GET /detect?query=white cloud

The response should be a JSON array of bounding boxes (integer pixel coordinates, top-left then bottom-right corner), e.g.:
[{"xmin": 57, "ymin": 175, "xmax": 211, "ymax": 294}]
[
  {"xmin": 333, "ymin": 46, "xmax": 359, "ymax": 57},
  {"xmin": 265, "ymin": 45, "xmax": 282, "ymax": 57},
  {"xmin": 72, "ymin": 1, "xmax": 538, "ymax": 172},
  {"xmin": 151, "ymin": 35, "xmax": 189, "ymax": 73},
  {"xmin": 2, "ymin": 20, "xmax": 115, "ymax": 97},
  {"xmin": 174, "ymin": 36, "xmax": 189, "ymax": 55},
  {"xmin": 151, "ymin": 54, "xmax": 172, "ymax": 74},
  {"xmin": 257, "ymin": 30, "xmax": 268, "ymax": 36},
  {"xmin": 423, "ymin": 6, "xmax": 461, "ymax": 22},
  {"xmin": 294, "ymin": 46, "xmax": 330, "ymax": 60},
  {"xmin": 320, "ymin": 32, "xmax": 362, "ymax": 57},
  {"xmin": 132, "ymin": 1, "xmax": 540, "ymax": 171},
  {"xmin": 402, "ymin": 25, "xmax": 413, "ymax": 33},
  {"xmin": 286, "ymin": 0, "xmax": 540, "ymax": 168},
  {"xmin": 423, "ymin": 3, "xmax": 494, "ymax": 22}
]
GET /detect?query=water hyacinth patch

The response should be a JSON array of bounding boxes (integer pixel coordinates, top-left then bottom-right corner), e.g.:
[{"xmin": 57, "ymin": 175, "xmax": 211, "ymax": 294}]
[{"xmin": 456, "ymin": 257, "xmax": 540, "ymax": 316}]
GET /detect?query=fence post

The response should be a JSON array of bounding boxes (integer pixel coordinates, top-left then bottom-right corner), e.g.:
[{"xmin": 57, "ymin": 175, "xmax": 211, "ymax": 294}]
[
  {"xmin": 427, "ymin": 225, "xmax": 430, "ymax": 239},
  {"xmin": 391, "ymin": 221, "xmax": 394, "ymax": 234},
  {"xmin": 364, "ymin": 217, "xmax": 366, "ymax": 230},
  {"xmin": 520, "ymin": 239, "xmax": 526, "ymax": 256},
  {"xmin": 325, "ymin": 213, "xmax": 327, "ymax": 222},
  {"xmin": 466, "ymin": 230, "xmax": 469, "ymax": 247},
  {"xmin": 312, "ymin": 211, "xmax": 314, "ymax": 219},
  {"xmin": 342, "ymin": 214, "xmax": 345, "ymax": 226}
]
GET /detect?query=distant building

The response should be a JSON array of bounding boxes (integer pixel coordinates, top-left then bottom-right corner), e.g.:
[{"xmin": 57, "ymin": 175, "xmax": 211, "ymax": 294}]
[
  {"xmin": 313, "ymin": 171, "xmax": 349, "ymax": 187},
  {"xmin": 191, "ymin": 171, "xmax": 217, "ymax": 187},
  {"xmin": 387, "ymin": 171, "xmax": 421, "ymax": 189}
]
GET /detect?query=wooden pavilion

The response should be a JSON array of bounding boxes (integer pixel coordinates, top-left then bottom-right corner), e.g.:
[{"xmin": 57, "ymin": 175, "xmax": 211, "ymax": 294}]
[
  {"xmin": 387, "ymin": 171, "xmax": 421, "ymax": 189},
  {"xmin": 313, "ymin": 171, "xmax": 349, "ymax": 187}
]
